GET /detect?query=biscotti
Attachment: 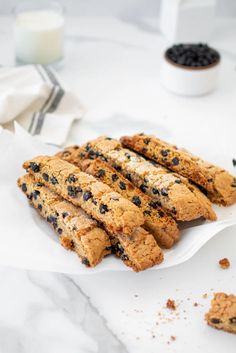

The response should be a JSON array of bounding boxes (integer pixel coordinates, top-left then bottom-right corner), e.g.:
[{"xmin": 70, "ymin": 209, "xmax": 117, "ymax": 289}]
[
  {"xmin": 121, "ymin": 134, "xmax": 236, "ymax": 206},
  {"xmin": 109, "ymin": 227, "xmax": 164, "ymax": 271},
  {"xmin": 65, "ymin": 137, "xmax": 216, "ymax": 221},
  {"xmin": 19, "ymin": 172, "xmax": 163, "ymax": 272},
  {"xmin": 23, "ymin": 156, "xmax": 144, "ymax": 235},
  {"xmin": 17, "ymin": 174, "xmax": 111, "ymax": 267},
  {"xmin": 205, "ymin": 293, "xmax": 236, "ymax": 334},
  {"xmin": 64, "ymin": 157, "xmax": 180, "ymax": 249}
]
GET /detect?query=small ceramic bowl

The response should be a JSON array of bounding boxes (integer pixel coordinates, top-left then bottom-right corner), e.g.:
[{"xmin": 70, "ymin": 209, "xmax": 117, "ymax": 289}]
[{"xmin": 160, "ymin": 47, "xmax": 221, "ymax": 96}]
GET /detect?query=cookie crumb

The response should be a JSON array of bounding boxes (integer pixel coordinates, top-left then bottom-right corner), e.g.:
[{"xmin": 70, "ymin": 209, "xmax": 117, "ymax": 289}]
[
  {"xmin": 202, "ymin": 293, "xmax": 208, "ymax": 299},
  {"xmin": 166, "ymin": 299, "xmax": 176, "ymax": 310},
  {"xmin": 170, "ymin": 335, "xmax": 176, "ymax": 341},
  {"xmin": 232, "ymin": 159, "xmax": 236, "ymax": 167},
  {"xmin": 219, "ymin": 258, "xmax": 230, "ymax": 269},
  {"xmin": 193, "ymin": 302, "xmax": 199, "ymax": 307}
]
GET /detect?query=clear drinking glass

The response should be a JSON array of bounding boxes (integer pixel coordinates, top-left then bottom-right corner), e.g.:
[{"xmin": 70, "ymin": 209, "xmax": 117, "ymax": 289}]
[{"xmin": 13, "ymin": 1, "xmax": 65, "ymax": 65}]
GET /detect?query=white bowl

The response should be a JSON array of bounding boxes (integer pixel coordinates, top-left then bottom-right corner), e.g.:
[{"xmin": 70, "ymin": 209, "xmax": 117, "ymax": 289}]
[{"xmin": 160, "ymin": 51, "xmax": 221, "ymax": 96}]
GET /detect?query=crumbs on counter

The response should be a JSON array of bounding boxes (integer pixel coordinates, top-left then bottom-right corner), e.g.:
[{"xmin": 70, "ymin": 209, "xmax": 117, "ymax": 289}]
[
  {"xmin": 219, "ymin": 258, "xmax": 230, "ymax": 269},
  {"xmin": 193, "ymin": 302, "xmax": 199, "ymax": 307},
  {"xmin": 166, "ymin": 299, "xmax": 176, "ymax": 310},
  {"xmin": 202, "ymin": 293, "xmax": 208, "ymax": 299}
]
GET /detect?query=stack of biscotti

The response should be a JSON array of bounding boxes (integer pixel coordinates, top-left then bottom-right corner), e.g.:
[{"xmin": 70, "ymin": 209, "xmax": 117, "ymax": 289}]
[
  {"xmin": 18, "ymin": 133, "xmax": 236, "ymax": 271},
  {"xmin": 18, "ymin": 155, "xmax": 164, "ymax": 271}
]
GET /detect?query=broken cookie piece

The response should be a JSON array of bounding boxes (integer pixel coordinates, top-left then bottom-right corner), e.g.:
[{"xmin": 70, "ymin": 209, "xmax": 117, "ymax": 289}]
[{"xmin": 205, "ymin": 293, "xmax": 236, "ymax": 334}]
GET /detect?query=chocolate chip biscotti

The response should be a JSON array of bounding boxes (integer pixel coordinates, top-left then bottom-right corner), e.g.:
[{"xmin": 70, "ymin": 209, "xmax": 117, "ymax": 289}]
[
  {"xmin": 18, "ymin": 174, "xmax": 111, "ymax": 267},
  {"xmin": 61, "ymin": 156, "xmax": 180, "ymax": 249},
  {"xmin": 121, "ymin": 134, "xmax": 236, "ymax": 206},
  {"xmin": 19, "ymin": 169, "xmax": 163, "ymax": 271},
  {"xmin": 205, "ymin": 293, "xmax": 236, "ymax": 334},
  {"xmin": 65, "ymin": 137, "xmax": 216, "ymax": 221},
  {"xmin": 23, "ymin": 156, "xmax": 144, "ymax": 235},
  {"xmin": 109, "ymin": 227, "xmax": 164, "ymax": 271}
]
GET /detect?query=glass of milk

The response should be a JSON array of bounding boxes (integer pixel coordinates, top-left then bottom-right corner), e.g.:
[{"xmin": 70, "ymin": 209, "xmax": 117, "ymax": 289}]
[{"xmin": 13, "ymin": 1, "xmax": 65, "ymax": 65}]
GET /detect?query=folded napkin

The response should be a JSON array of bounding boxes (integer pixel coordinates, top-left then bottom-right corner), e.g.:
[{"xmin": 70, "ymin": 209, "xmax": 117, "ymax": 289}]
[{"xmin": 0, "ymin": 65, "xmax": 85, "ymax": 145}]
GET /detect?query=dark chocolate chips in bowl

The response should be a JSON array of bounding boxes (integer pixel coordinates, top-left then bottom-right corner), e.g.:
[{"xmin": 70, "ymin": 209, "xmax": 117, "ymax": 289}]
[{"xmin": 165, "ymin": 43, "xmax": 220, "ymax": 69}]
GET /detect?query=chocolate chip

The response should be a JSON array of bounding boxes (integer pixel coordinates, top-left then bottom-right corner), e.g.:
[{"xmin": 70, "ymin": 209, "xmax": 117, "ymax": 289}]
[
  {"xmin": 99, "ymin": 204, "xmax": 108, "ymax": 214},
  {"xmin": 85, "ymin": 143, "xmax": 91, "ymax": 152},
  {"xmin": 139, "ymin": 133, "xmax": 144, "ymax": 136},
  {"xmin": 42, "ymin": 173, "xmax": 49, "ymax": 182},
  {"xmin": 132, "ymin": 196, "xmax": 141, "ymax": 207},
  {"xmin": 171, "ymin": 207, "xmax": 177, "ymax": 214},
  {"xmin": 233, "ymin": 159, "xmax": 236, "ymax": 167},
  {"xmin": 47, "ymin": 215, "xmax": 57, "ymax": 225},
  {"xmin": 112, "ymin": 174, "xmax": 119, "ymax": 182},
  {"xmin": 142, "ymin": 148, "xmax": 147, "ymax": 154},
  {"xmin": 62, "ymin": 212, "xmax": 68, "ymax": 218},
  {"xmin": 36, "ymin": 182, "xmax": 44, "ymax": 187},
  {"xmin": 160, "ymin": 149, "xmax": 168, "ymax": 157},
  {"xmin": 172, "ymin": 157, "xmax": 179, "ymax": 166},
  {"xmin": 231, "ymin": 178, "xmax": 236, "ymax": 187},
  {"xmin": 32, "ymin": 190, "xmax": 40, "ymax": 200},
  {"xmin": 149, "ymin": 200, "xmax": 160, "ymax": 209},
  {"xmin": 30, "ymin": 162, "xmax": 40, "ymax": 172},
  {"xmin": 21, "ymin": 183, "xmax": 27, "ymax": 192},
  {"xmin": 144, "ymin": 210, "xmax": 151, "ymax": 216},
  {"xmin": 125, "ymin": 153, "xmax": 131, "ymax": 159},
  {"xmin": 111, "ymin": 243, "xmax": 124, "ymax": 255},
  {"xmin": 105, "ymin": 137, "xmax": 112, "ymax": 140},
  {"xmin": 92, "ymin": 198, "xmax": 97, "ymax": 205},
  {"xmin": 144, "ymin": 138, "xmax": 151, "ymax": 145},
  {"xmin": 125, "ymin": 173, "xmax": 132, "ymax": 182},
  {"xmin": 57, "ymin": 228, "xmax": 63, "ymax": 235},
  {"xmin": 119, "ymin": 181, "xmax": 126, "ymax": 190},
  {"xmin": 50, "ymin": 176, "xmax": 58, "ymax": 185},
  {"xmin": 158, "ymin": 210, "xmax": 164, "ymax": 217},
  {"xmin": 161, "ymin": 188, "xmax": 169, "ymax": 196},
  {"xmin": 140, "ymin": 184, "xmax": 147, "ymax": 193},
  {"xmin": 67, "ymin": 186, "xmax": 82, "ymax": 198},
  {"xmin": 211, "ymin": 318, "xmax": 221, "ymax": 324},
  {"xmin": 175, "ymin": 179, "xmax": 181, "ymax": 184},
  {"xmin": 83, "ymin": 191, "xmax": 93, "ymax": 201},
  {"xmin": 37, "ymin": 204, "xmax": 42, "ymax": 211},
  {"xmin": 88, "ymin": 150, "xmax": 99, "ymax": 159},
  {"xmin": 96, "ymin": 169, "xmax": 105, "ymax": 178},
  {"xmin": 229, "ymin": 317, "xmax": 236, "ymax": 324},
  {"xmin": 120, "ymin": 254, "xmax": 129, "ymax": 261},
  {"xmin": 82, "ymin": 257, "xmax": 90, "ymax": 266},
  {"xmin": 67, "ymin": 174, "xmax": 77, "ymax": 183},
  {"xmin": 207, "ymin": 178, "xmax": 213, "ymax": 182},
  {"xmin": 152, "ymin": 188, "xmax": 159, "ymax": 195},
  {"xmin": 114, "ymin": 165, "xmax": 122, "ymax": 172}
]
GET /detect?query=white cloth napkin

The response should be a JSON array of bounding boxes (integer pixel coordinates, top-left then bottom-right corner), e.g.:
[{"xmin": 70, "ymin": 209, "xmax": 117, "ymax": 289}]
[{"xmin": 0, "ymin": 65, "xmax": 85, "ymax": 145}]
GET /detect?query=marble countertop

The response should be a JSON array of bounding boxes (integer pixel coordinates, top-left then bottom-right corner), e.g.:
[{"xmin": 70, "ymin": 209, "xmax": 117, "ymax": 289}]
[{"xmin": 0, "ymin": 16, "xmax": 236, "ymax": 353}]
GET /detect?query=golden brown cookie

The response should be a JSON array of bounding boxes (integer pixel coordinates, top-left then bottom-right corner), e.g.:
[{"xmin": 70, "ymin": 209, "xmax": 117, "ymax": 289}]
[
  {"xmin": 121, "ymin": 134, "xmax": 236, "ymax": 206},
  {"xmin": 205, "ymin": 293, "xmax": 236, "ymax": 334},
  {"xmin": 18, "ymin": 174, "xmax": 111, "ymax": 267}
]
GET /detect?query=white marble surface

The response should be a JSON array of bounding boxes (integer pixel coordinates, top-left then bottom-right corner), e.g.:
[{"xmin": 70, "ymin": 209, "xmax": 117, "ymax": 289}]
[{"xmin": 0, "ymin": 16, "xmax": 236, "ymax": 353}]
